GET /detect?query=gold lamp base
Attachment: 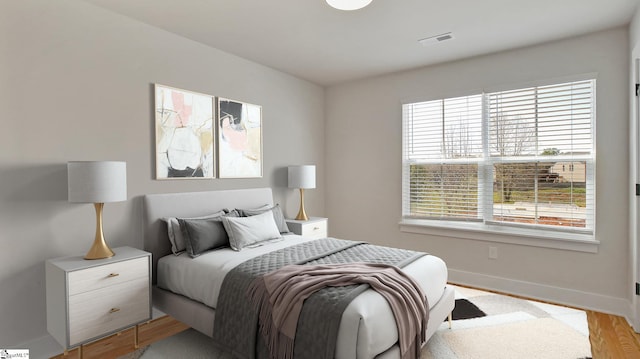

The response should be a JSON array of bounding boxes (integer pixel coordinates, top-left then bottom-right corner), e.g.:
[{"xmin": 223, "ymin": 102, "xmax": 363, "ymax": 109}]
[
  {"xmin": 295, "ymin": 188, "xmax": 309, "ymax": 221},
  {"xmin": 85, "ymin": 203, "xmax": 115, "ymax": 260}
]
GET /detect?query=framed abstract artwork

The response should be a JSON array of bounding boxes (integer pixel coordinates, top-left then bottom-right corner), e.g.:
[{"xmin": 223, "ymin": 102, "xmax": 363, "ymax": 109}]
[
  {"xmin": 155, "ymin": 84, "xmax": 215, "ymax": 179},
  {"xmin": 217, "ymin": 98, "xmax": 263, "ymax": 178}
]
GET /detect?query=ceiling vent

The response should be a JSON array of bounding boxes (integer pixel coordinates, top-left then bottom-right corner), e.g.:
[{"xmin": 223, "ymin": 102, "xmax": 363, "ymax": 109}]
[{"xmin": 418, "ymin": 32, "xmax": 454, "ymax": 46}]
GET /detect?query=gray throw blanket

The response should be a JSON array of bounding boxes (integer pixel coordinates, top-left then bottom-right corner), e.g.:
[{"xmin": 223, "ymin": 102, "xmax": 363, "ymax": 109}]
[
  {"xmin": 211, "ymin": 238, "xmax": 427, "ymax": 359},
  {"xmin": 247, "ymin": 263, "xmax": 428, "ymax": 359}
]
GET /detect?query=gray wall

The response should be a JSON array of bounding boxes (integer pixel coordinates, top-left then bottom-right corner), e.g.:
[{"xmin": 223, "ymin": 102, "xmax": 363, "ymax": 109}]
[
  {"xmin": 325, "ymin": 27, "xmax": 630, "ymax": 314},
  {"xmin": 0, "ymin": 0, "xmax": 324, "ymax": 345}
]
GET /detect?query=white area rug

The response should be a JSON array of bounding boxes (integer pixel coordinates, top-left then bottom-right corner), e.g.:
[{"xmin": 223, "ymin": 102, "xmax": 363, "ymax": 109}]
[
  {"xmin": 423, "ymin": 285, "xmax": 592, "ymax": 359},
  {"xmin": 124, "ymin": 285, "xmax": 592, "ymax": 358}
]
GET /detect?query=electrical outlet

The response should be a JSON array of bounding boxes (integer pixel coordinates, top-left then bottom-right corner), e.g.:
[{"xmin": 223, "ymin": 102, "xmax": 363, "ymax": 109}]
[{"xmin": 489, "ymin": 246, "xmax": 498, "ymax": 260}]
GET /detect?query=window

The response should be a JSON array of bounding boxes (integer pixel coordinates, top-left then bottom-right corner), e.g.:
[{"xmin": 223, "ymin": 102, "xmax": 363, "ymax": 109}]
[{"xmin": 402, "ymin": 79, "xmax": 595, "ymax": 238}]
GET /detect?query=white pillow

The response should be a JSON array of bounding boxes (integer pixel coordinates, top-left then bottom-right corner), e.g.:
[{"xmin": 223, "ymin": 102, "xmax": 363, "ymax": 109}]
[
  {"xmin": 236, "ymin": 204, "xmax": 290, "ymax": 234},
  {"xmin": 222, "ymin": 211, "xmax": 281, "ymax": 251}
]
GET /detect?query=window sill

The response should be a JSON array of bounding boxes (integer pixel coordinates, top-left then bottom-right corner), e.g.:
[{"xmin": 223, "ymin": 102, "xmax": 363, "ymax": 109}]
[{"xmin": 399, "ymin": 219, "xmax": 599, "ymax": 253}]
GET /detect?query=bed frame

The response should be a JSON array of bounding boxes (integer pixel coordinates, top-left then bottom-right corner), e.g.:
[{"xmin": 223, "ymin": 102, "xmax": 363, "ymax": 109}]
[
  {"xmin": 143, "ymin": 187, "xmax": 274, "ymax": 336},
  {"xmin": 143, "ymin": 187, "xmax": 454, "ymax": 358}
]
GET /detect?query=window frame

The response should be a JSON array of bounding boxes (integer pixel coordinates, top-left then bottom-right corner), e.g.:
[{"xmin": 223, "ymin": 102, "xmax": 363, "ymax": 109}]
[{"xmin": 400, "ymin": 77, "xmax": 598, "ymax": 252}]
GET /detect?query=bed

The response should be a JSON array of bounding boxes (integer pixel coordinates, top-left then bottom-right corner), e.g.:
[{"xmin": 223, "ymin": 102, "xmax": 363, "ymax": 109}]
[{"xmin": 143, "ymin": 187, "xmax": 455, "ymax": 359}]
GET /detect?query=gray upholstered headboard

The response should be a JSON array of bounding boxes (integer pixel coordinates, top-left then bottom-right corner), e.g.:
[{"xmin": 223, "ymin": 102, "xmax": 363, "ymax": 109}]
[{"xmin": 142, "ymin": 187, "xmax": 274, "ymax": 283}]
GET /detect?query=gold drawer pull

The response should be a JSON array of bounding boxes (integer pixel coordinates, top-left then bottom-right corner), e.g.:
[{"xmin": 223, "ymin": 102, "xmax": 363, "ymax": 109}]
[
  {"xmin": 313, "ymin": 227, "xmax": 320, "ymax": 230},
  {"xmin": 107, "ymin": 273, "xmax": 120, "ymax": 278},
  {"xmin": 109, "ymin": 308, "xmax": 121, "ymax": 314}
]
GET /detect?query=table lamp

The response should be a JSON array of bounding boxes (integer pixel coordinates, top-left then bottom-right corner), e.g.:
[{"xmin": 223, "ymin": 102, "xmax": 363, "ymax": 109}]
[
  {"xmin": 68, "ymin": 161, "xmax": 127, "ymax": 259},
  {"xmin": 288, "ymin": 165, "xmax": 316, "ymax": 221}
]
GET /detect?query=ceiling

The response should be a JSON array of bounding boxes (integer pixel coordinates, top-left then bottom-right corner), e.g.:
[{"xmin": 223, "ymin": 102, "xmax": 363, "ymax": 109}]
[{"xmin": 83, "ymin": 0, "xmax": 639, "ymax": 86}]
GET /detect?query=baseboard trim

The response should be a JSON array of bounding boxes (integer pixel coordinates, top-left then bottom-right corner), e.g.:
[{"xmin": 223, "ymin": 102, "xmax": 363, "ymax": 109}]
[{"xmin": 448, "ymin": 268, "xmax": 632, "ymax": 321}]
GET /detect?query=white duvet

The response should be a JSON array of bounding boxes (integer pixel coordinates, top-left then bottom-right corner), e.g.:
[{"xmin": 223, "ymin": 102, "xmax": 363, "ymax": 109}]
[{"xmin": 157, "ymin": 234, "xmax": 448, "ymax": 359}]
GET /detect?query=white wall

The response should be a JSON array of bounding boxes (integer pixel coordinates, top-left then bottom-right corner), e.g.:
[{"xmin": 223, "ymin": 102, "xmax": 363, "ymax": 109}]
[
  {"xmin": 326, "ymin": 28, "xmax": 630, "ymax": 315},
  {"xmin": 0, "ymin": 0, "xmax": 325, "ymax": 347}
]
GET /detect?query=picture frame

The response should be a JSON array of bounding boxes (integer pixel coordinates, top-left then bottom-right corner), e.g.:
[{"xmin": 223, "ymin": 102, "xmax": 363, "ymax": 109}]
[
  {"xmin": 154, "ymin": 84, "xmax": 215, "ymax": 179},
  {"xmin": 217, "ymin": 97, "xmax": 263, "ymax": 178}
]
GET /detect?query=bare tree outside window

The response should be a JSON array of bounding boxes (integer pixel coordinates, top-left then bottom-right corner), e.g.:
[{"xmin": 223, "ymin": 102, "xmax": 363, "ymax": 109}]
[
  {"xmin": 490, "ymin": 113, "xmax": 536, "ymax": 203},
  {"xmin": 489, "ymin": 114, "xmax": 586, "ymax": 227}
]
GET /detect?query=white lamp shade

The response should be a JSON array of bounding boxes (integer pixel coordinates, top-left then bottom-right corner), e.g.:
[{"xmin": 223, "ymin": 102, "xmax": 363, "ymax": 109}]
[
  {"xmin": 68, "ymin": 161, "xmax": 127, "ymax": 203},
  {"xmin": 288, "ymin": 165, "xmax": 316, "ymax": 189},
  {"xmin": 326, "ymin": 0, "xmax": 372, "ymax": 11}
]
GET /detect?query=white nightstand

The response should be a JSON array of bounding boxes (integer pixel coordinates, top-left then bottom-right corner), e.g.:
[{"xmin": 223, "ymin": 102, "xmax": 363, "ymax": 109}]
[
  {"xmin": 46, "ymin": 246, "xmax": 151, "ymax": 350},
  {"xmin": 286, "ymin": 217, "xmax": 328, "ymax": 239}
]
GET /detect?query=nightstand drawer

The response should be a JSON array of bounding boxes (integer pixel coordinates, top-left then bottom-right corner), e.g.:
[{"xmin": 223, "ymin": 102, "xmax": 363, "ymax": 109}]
[
  {"xmin": 286, "ymin": 217, "xmax": 328, "ymax": 239},
  {"xmin": 68, "ymin": 277, "xmax": 149, "ymax": 345},
  {"xmin": 68, "ymin": 256, "xmax": 148, "ymax": 295},
  {"xmin": 300, "ymin": 220, "xmax": 327, "ymax": 239}
]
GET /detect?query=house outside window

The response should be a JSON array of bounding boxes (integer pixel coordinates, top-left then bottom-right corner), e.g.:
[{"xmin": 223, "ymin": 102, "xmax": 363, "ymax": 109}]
[{"xmin": 402, "ymin": 79, "xmax": 595, "ymax": 239}]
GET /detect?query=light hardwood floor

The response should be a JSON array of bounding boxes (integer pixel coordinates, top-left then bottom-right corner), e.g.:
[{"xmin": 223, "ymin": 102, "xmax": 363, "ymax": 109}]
[
  {"xmin": 587, "ymin": 311, "xmax": 640, "ymax": 358},
  {"xmin": 52, "ymin": 305, "xmax": 640, "ymax": 358},
  {"xmin": 50, "ymin": 316, "xmax": 189, "ymax": 359}
]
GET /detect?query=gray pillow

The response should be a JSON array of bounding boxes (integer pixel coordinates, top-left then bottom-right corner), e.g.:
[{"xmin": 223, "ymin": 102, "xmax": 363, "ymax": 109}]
[
  {"xmin": 222, "ymin": 211, "xmax": 282, "ymax": 251},
  {"xmin": 178, "ymin": 211, "xmax": 239, "ymax": 258},
  {"xmin": 236, "ymin": 204, "xmax": 290, "ymax": 234},
  {"xmin": 164, "ymin": 210, "xmax": 226, "ymax": 255}
]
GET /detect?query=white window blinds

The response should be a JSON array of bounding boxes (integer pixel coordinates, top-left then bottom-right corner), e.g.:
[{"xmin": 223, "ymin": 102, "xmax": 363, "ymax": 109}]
[
  {"xmin": 402, "ymin": 94, "xmax": 483, "ymax": 221},
  {"xmin": 402, "ymin": 79, "xmax": 595, "ymax": 235}
]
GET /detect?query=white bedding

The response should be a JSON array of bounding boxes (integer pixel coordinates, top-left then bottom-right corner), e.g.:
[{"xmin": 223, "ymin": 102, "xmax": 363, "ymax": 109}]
[
  {"xmin": 157, "ymin": 234, "xmax": 316, "ymax": 308},
  {"xmin": 157, "ymin": 234, "xmax": 447, "ymax": 312}
]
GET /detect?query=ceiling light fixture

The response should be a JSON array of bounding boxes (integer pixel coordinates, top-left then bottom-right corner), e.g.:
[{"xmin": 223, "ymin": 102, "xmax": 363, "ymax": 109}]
[{"xmin": 326, "ymin": 0, "xmax": 373, "ymax": 11}]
